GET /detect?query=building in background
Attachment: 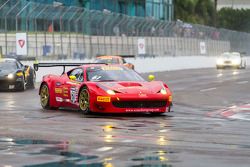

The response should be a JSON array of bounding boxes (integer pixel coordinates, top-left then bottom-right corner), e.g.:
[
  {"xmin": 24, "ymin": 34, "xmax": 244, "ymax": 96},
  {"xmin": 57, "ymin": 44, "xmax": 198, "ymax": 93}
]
[
  {"xmin": 28, "ymin": 0, "xmax": 174, "ymax": 21},
  {"xmin": 217, "ymin": 0, "xmax": 250, "ymax": 10}
]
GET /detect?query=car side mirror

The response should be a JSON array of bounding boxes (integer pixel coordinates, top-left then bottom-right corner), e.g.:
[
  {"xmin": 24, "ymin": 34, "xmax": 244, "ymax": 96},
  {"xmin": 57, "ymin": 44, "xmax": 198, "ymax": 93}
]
[
  {"xmin": 148, "ymin": 74, "xmax": 155, "ymax": 82},
  {"xmin": 69, "ymin": 75, "xmax": 76, "ymax": 80}
]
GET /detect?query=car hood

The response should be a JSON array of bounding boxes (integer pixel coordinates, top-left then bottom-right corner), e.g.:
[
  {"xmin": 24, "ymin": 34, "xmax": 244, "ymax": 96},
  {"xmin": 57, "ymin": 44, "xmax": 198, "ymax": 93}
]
[
  {"xmin": 98, "ymin": 81, "xmax": 165, "ymax": 94},
  {"xmin": 0, "ymin": 69, "xmax": 16, "ymax": 77}
]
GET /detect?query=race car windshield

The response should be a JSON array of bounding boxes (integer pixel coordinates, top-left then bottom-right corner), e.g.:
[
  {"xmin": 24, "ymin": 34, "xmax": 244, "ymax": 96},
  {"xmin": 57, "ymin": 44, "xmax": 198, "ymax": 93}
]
[
  {"xmin": 0, "ymin": 61, "xmax": 17, "ymax": 70},
  {"xmin": 221, "ymin": 53, "xmax": 240, "ymax": 58},
  {"xmin": 87, "ymin": 66, "xmax": 145, "ymax": 82},
  {"xmin": 95, "ymin": 58, "xmax": 119, "ymax": 64}
]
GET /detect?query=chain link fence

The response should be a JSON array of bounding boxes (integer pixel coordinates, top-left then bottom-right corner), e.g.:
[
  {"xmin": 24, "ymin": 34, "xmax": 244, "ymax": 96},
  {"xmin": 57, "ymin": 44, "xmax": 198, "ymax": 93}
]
[{"xmin": 0, "ymin": 0, "xmax": 250, "ymax": 60}]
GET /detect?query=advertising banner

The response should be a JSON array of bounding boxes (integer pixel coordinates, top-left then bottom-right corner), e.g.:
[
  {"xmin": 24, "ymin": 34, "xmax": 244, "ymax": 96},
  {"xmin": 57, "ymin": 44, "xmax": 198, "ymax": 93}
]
[
  {"xmin": 138, "ymin": 38, "xmax": 146, "ymax": 55},
  {"xmin": 16, "ymin": 33, "xmax": 27, "ymax": 55}
]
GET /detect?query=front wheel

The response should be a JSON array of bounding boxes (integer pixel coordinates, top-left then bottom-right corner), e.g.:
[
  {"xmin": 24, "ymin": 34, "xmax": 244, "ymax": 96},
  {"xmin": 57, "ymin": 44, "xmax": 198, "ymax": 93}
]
[
  {"xmin": 29, "ymin": 71, "xmax": 36, "ymax": 89},
  {"xmin": 79, "ymin": 87, "xmax": 91, "ymax": 115},
  {"xmin": 19, "ymin": 76, "xmax": 26, "ymax": 91},
  {"xmin": 241, "ymin": 62, "xmax": 246, "ymax": 69},
  {"xmin": 40, "ymin": 84, "xmax": 50, "ymax": 109}
]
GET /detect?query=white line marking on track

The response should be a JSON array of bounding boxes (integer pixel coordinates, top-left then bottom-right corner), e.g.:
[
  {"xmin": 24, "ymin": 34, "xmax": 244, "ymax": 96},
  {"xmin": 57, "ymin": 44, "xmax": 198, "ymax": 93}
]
[
  {"xmin": 96, "ymin": 147, "xmax": 113, "ymax": 152},
  {"xmin": 237, "ymin": 81, "xmax": 249, "ymax": 84},
  {"xmin": 121, "ymin": 139, "xmax": 136, "ymax": 143},
  {"xmin": 200, "ymin": 87, "xmax": 217, "ymax": 92}
]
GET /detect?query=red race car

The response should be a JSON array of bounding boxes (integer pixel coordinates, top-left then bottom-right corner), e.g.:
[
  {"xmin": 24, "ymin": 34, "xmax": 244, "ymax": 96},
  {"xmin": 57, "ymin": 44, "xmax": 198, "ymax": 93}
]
[{"xmin": 34, "ymin": 63, "xmax": 172, "ymax": 115}]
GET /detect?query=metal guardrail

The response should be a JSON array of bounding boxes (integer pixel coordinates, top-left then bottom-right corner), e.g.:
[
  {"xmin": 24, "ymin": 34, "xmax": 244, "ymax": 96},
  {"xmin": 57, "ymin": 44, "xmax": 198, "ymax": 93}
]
[{"xmin": 0, "ymin": 0, "xmax": 250, "ymax": 59}]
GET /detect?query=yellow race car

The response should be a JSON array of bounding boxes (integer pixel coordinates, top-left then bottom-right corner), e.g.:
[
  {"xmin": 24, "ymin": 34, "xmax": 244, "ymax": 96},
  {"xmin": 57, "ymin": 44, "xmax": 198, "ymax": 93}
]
[{"xmin": 95, "ymin": 55, "xmax": 135, "ymax": 70}]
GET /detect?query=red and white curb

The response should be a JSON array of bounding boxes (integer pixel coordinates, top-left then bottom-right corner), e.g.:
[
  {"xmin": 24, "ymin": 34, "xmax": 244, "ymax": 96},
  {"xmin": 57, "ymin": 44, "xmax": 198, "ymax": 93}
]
[{"xmin": 207, "ymin": 103, "xmax": 250, "ymax": 120}]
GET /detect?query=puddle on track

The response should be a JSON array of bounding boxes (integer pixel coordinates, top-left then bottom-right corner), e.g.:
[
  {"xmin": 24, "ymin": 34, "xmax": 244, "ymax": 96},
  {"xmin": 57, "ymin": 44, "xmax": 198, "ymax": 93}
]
[
  {"xmin": 0, "ymin": 138, "xmax": 177, "ymax": 167},
  {"xmin": 0, "ymin": 138, "xmax": 102, "ymax": 167}
]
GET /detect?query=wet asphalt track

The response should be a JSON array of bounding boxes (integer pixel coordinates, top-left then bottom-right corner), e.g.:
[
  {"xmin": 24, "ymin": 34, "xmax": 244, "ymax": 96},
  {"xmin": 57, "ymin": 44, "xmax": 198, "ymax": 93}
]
[{"xmin": 0, "ymin": 68, "xmax": 250, "ymax": 167}]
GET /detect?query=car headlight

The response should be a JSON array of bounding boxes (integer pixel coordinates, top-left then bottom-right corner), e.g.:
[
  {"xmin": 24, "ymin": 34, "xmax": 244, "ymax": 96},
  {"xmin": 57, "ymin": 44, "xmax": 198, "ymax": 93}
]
[
  {"xmin": 106, "ymin": 89, "xmax": 116, "ymax": 95},
  {"xmin": 7, "ymin": 73, "xmax": 14, "ymax": 79},
  {"xmin": 232, "ymin": 59, "xmax": 240, "ymax": 65},
  {"xmin": 160, "ymin": 88, "xmax": 167, "ymax": 95}
]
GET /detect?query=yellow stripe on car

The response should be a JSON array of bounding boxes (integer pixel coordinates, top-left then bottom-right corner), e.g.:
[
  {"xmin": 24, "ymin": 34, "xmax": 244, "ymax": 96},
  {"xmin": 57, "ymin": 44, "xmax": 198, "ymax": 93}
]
[{"xmin": 16, "ymin": 72, "xmax": 23, "ymax": 76}]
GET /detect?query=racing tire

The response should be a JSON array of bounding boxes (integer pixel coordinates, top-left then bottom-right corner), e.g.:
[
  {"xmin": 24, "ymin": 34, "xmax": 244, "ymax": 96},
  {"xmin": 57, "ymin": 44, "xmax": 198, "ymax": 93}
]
[
  {"xmin": 241, "ymin": 62, "xmax": 246, "ymax": 69},
  {"xmin": 40, "ymin": 83, "xmax": 51, "ymax": 110},
  {"xmin": 79, "ymin": 87, "xmax": 91, "ymax": 115},
  {"xmin": 19, "ymin": 76, "xmax": 26, "ymax": 91},
  {"xmin": 28, "ymin": 70, "xmax": 36, "ymax": 89},
  {"xmin": 216, "ymin": 66, "xmax": 223, "ymax": 70}
]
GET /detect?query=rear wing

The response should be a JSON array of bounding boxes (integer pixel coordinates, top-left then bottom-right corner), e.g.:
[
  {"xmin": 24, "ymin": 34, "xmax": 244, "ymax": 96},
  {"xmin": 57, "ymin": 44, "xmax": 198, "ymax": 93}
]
[
  {"xmin": 96, "ymin": 54, "xmax": 135, "ymax": 58},
  {"xmin": 33, "ymin": 62, "xmax": 106, "ymax": 74},
  {"xmin": 17, "ymin": 56, "xmax": 36, "ymax": 61},
  {"xmin": 3, "ymin": 55, "xmax": 36, "ymax": 61}
]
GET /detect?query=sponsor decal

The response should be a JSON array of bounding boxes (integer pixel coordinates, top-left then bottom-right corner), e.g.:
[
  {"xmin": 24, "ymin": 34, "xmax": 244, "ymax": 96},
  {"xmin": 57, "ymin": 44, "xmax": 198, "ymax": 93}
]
[
  {"xmin": 126, "ymin": 108, "xmax": 160, "ymax": 112},
  {"xmin": 18, "ymin": 40, "xmax": 25, "ymax": 48},
  {"xmin": 97, "ymin": 96, "xmax": 111, "ymax": 102},
  {"xmin": 70, "ymin": 87, "xmax": 78, "ymax": 103},
  {"xmin": 56, "ymin": 97, "xmax": 63, "ymax": 102},
  {"xmin": 65, "ymin": 99, "xmax": 71, "ymax": 102},
  {"xmin": 55, "ymin": 88, "xmax": 62, "ymax": 94},
  {"xmin": 56, "ymin": 82, "xmax": 62, "ymax": 86},
  {"xmin": 63, "ymin": 87, "xmax": 68, "ymax": 95}
]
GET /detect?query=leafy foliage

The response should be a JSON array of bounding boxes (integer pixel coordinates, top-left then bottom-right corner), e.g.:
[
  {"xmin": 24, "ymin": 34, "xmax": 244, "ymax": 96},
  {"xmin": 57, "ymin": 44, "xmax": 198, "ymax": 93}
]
[
  {"xmin": 217, "ymin": 8, "xmax": 250, "ymax": 33},
  {"xmin": 174, "ymin": 0, "xmax": 215, "ymax": 26}
]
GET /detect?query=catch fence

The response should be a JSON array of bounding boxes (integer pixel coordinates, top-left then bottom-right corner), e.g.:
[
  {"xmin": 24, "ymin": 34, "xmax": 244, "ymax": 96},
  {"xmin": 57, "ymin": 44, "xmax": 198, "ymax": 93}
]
[{"xmin": 0, "ymin": 0, "xmax": 249, "ymax": 59}]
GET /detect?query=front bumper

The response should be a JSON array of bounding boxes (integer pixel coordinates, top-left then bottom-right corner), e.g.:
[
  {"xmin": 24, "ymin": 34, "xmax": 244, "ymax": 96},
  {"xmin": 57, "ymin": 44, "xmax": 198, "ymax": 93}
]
[
  {"xmin": 216, "ymin": 61, "xmax": 241, "ymax": 68},
  {"xmin": 0, "ymin": 79, "xmax": 23, "ymax": 91},
  {"xmin": 89, "ymin": 93, "xmax": 172, "ymax": 113}
]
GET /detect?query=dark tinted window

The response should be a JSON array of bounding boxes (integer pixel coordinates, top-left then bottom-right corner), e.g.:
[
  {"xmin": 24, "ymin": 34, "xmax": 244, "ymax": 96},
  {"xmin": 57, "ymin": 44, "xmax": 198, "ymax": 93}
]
[{"xmin": 68, "ymin": 68, "xmax": 83, "ymax": 82}]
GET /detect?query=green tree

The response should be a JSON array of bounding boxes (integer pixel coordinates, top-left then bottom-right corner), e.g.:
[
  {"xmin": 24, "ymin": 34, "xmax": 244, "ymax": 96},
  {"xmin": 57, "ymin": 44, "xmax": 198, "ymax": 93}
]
[
  {"xmin": 174, "ymin": 0, "xmax": 216, "ymax": 26},
  {"xmin": 217, "ymin": 8, "xmax": 250, "ymax": 33}
]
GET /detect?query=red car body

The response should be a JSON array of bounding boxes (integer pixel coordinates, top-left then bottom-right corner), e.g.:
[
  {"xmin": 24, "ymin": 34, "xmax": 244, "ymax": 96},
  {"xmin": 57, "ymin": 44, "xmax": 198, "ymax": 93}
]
[{"xmin": 37, "ymin": 63, "xmax": 172, "ymax": 114}]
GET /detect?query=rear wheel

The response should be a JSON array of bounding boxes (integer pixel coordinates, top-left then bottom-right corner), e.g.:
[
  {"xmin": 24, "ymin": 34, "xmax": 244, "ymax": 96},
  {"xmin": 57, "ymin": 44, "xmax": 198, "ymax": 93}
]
[
  {"xmin": 79, "ymin": 87, "xmax": 91, "ymax": 115},
  {"xmin": 40, "ymin": 84, "xmax": 50, "ymax": 109},
  {"xmin": 241, "ymin": 62, "xmax": 246, "ymax": 69}
]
